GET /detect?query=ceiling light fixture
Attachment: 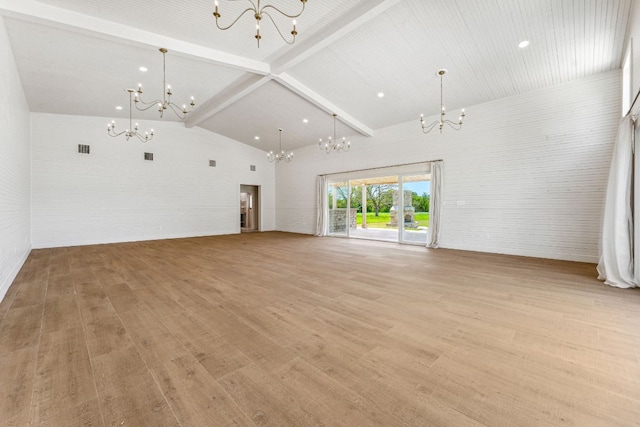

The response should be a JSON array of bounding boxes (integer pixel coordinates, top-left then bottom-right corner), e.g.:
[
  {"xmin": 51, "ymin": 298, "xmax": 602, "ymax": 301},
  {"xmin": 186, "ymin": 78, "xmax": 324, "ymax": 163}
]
[
  {"xmin": 108, "ymin": 89, "xmax": 154, "ymax": 142},
  {"xmin": 319, "ymin": 113, "xmax": 350, "ymax": 153},
  {"xmin": 139, "ymin": 66, "xmax": 148, "ymax": 72},
  {"xmin": 377, "ymin": 92, "xmax": 385, "ymax": 98},
  {"xmin": 420, "ymin": 69, "xmax": 465, "ymax": 134},
  {"xmin": 518, "ymin": 40, "xmax": 530, "ymax": 48},
  {"xmin": 267, "ymin": 128, "xmax": 294, "ymax": 163},
  {"xmin": 134, "ymin": 48, "xmax": 195, "ymax": 119},
  {"xmin": 213, "ymin": 0, "xmax": 307, "ymax": 48}
]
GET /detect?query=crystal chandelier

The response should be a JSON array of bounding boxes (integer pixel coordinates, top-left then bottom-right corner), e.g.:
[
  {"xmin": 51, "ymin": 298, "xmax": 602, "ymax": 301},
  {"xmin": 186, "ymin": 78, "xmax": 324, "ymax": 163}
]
[
  {"xmin": 107, "ymin": 89, "xmax": 154, "ymax": 142},
  {"xmin": 420, "ymin": 69, "xmax": 466, "ymax": 134},
  {"xmin": 319, "ymin": 113, "xmax": 350, "ymax": 153},
  {"xmin": 267, "ymin": 128, "xmax": 294, "ymax": 163},
  {"xmin": 134, "ymin": 48, "xmax": 195, "ymax": 119},
  {"xmin": 213, "ymin": 0, "xmax": 308, "ymax": 48}
]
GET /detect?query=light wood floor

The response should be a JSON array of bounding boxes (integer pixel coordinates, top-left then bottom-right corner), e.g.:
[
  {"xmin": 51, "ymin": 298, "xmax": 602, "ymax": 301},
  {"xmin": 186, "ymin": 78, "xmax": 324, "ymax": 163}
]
[{"xmin": 1, "ymin": 232, "xmax": 640, "ymax": 426}]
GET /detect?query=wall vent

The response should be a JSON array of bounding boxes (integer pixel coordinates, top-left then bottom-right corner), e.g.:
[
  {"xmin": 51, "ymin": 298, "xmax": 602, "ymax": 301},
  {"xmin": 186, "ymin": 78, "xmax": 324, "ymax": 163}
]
[
  {"xmin": 209, "ymin": 160, "xmax": 216, "ymax": 167},
  {"xmin": 78, "ymin": 144, "xmax": 90, "ymax": 154},
  {"xmin": 144, "ymin": 152, "xmax": 154, "ymax": 161},
  {"xmin": 250, "ymin": 165, "xmax": 256, "ymax": 171}
]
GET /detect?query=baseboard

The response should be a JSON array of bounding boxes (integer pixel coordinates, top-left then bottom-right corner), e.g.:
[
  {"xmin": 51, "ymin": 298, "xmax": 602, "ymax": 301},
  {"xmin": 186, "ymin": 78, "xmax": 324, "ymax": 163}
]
[{"xmin": 0, "ymin": 246, "xmax": 32, "ymax": 304}]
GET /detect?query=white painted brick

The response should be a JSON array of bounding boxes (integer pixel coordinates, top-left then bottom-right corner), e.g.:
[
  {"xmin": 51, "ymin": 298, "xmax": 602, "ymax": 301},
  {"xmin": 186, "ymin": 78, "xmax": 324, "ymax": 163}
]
[
  {"xmin": 31, "ymin": 114, "xmax": 276, "ymax": 248},
  {"xmin": 276, "ymin": 71, "xmax": 621, "ymax": 263},
  {"xmin": 0, "ymin": 19, "xmax": 31, "ymax": 302}
]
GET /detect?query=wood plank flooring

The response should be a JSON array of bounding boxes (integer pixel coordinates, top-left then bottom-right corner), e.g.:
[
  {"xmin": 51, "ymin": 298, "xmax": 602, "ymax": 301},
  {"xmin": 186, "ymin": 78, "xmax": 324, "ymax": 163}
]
[{"xmin": 1, "ymin": 232, "xmax": 640, "ymax": 426}]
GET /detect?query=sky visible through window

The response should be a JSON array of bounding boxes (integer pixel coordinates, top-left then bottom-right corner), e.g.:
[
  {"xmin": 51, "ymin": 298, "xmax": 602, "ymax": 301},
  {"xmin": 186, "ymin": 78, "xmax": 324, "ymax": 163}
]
[{"xmin": 404, "ymin": 181, "xmax": 430, "ymax": 195}]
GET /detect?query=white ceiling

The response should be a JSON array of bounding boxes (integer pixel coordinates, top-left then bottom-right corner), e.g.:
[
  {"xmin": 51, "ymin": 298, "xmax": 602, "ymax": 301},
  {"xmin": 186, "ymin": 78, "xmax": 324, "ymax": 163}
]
[{"xmin": 0, "ymin": 0, "xmax": 633, "ymax": 152}]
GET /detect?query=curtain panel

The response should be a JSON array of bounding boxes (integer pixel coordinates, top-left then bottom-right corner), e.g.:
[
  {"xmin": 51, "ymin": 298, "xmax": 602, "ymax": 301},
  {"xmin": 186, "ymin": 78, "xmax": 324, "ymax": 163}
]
[
  {"xmin": 315, "ymin": 175, "xmax": 328, "ymax": 236},
  {"xmin": 426, "ymin": 160, "xmax": 443, "ymax": 248},
  {"xmin": 597, "ymin": 116, "xmax": 637, "ymax": 288}
]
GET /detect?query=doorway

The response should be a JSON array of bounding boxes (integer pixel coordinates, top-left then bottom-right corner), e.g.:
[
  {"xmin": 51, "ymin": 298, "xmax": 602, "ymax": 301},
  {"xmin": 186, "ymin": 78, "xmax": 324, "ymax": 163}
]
[
  {"xmin": 326, "ymin": 168, "xmax": 430, "ymax": 245},
  {"xmin": 240, "ymin": 185, "xmax": 260, "ymax": 232}
]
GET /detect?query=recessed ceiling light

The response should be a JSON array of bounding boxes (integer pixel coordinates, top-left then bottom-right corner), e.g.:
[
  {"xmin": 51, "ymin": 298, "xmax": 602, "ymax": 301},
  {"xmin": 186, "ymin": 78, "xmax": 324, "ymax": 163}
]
[
  {"xmin": 254, "ymin": 136, "xmax": 260, "ymax": 140},
  {"xmin": 139, "ymin": 66, "xmax": 148, "ymax": 72},
  {"xmin": 303, "ymin": 119, "xmax": 308, "ymax": 123},
  {"xmin": 518, "ymin": 40, "xmax": 530, "ymax": 48},
  {"xmin": 377, "ymin": 92, "xmax": 385, "ymax": 98},
  {"xmin": 115, "ymin": 106, "xmax": 123, "ymax": 110}
]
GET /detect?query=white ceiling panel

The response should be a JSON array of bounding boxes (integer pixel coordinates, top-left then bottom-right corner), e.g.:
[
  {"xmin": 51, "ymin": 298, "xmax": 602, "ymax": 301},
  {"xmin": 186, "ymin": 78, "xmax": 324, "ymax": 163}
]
[
  {"xmin": 22, "ymin": 0, "xmax": 363, "ymax": 61},
  {"xmin": 287, "ymin": 0, "xmax": 633, "ymax": 129},
  {"xmin": 199, "ymin": 80, "xmax": 358, "ymax": 151},
  {"xmin": 5, "ymin": 17, "xmax": 247, "ymax": 122},
  {"xmin": 0, "ymin": 0, "xmax": 633, "ymax": 151}
]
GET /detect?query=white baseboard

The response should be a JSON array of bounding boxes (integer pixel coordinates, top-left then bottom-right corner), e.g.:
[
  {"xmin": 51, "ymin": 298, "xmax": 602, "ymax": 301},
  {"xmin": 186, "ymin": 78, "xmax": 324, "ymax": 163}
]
[{"xmin": 0, "ymin": 246, "xmax": 32, "ymax": 304}]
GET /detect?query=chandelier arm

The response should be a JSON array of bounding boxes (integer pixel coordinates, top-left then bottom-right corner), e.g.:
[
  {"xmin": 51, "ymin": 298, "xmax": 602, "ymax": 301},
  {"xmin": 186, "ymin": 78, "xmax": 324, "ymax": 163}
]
[
  {"xmin": 134, "ymin": 98, "xmax": 163, "ymax": 111},
  {"xmin": 260, "ymin": 2, "xmax": 306, "ymax": 19},
  {"xmin": 134, "ymin": 132, "xmax": 149, "ymax": 143},
  {"xmin": 214, "ymin": 7, "xmax": 256, "ymax": 31},
  {"xmin": 166, "ymin": 102, "xmax": 189, "ymax": 119},
  {"xmin": 443, "ymin": 120, "xmax": 462, "ymax": 130},
  {"xmin": 108, "ymin": 128, "xmax": 127, "ymax": 138},
  {"xmin": 262, "ymin": 11, "xmax": 295, "ymax": 44},
  {"xmin": 421, "ymin": 120, "xmax": 440, "ymax": 134}
]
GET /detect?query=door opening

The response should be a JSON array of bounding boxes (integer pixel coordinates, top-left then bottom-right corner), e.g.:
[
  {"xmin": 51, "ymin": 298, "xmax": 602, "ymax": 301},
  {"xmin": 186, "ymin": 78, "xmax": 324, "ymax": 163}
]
[{"xmin": 240, "ymin": 185, "xmax": 260, "ymax": 232}]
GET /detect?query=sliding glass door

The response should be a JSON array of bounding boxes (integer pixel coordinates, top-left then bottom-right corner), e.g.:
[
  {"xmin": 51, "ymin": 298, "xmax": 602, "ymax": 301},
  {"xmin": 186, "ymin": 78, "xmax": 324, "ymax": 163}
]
[
  {"xmin": 327, "ymin": 181, "xmax": 349, "ymax": 237},
  {"xmin": 326, "ymin": 166, "xmax": 431, "ymax": 244},
  {"xmin": 399, "ymin": 174, "xmax": 430, "ymax": 244}
]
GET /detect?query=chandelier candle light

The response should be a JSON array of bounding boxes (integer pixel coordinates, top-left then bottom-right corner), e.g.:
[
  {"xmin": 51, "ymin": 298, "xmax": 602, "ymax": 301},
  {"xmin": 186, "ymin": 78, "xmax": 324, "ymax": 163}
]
[
  {"xmin": 267, "ymin": 128, "xmax": 294, "ymax": 163},
  {"xmin": 107, "ymin": 89, "xmax": 154, "ymax": 142},
  {"xmin": 134, "ymin": 48, "xmax": 195, "ymax": 119},
  {"xmin": 319, "ymin": 113, "xmax": 350, "ymax": 153},
  {"xmin": 213, "ymin": 0, "xmax": 307, "ymax": 47},
  {"xmin": 420, "ymin": 69, "xmax": 466, "ymax": 134}
]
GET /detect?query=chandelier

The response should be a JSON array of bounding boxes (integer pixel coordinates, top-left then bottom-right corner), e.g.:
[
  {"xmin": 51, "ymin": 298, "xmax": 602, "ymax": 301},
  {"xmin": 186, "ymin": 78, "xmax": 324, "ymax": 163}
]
[
  {"xmin": 213, "ymin": 0, "xmax": 308, "ymax": 48},
  {"xmin": 420, "ymin": 69, "xmax": 466, "ymax": 134},
  {"xmin": 267, "ymin": 128, "xmax": 294, "ymax": 163},
  {"xmin": 134, "ymin": 48, "xmax": 195, "ymax": 119},
  {"xmin": 319, "ymin": 113, "xmax": 350, "ymax": 153},
  {"xmin": 107, "ymin": 89, "xmax": 154, "ymax": 142}
]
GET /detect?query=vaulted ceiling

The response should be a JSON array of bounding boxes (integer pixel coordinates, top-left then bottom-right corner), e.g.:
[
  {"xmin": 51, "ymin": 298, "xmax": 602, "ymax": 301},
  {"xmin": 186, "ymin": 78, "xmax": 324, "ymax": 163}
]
[{"xmin": 0, "ymin": 0, "xmax": 633, "ymax": 152}]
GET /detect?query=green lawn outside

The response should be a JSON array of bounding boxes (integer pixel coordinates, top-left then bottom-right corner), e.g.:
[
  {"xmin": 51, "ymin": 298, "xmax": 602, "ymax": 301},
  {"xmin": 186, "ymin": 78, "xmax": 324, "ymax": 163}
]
[{"xmin": 355, "ymin": 212, "xmax": 429, "ymax": 229}]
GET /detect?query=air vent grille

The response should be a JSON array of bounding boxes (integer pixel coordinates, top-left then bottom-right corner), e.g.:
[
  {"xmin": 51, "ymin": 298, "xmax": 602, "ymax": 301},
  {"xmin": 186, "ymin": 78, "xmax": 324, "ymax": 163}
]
[
  {"xmin": 250, "ymin": 165, "xmax": 256, "ymax": 172},
  {"xmin": 209, "ymin": 160, "xmax": 216, "ymax": 167},
  {"xmin": 78, "ymin": 144, "xmax": 90, "ymax": 154},
  {"xmin": 144, "ymin": 152, "xmax": 154, "ymax": 161}
]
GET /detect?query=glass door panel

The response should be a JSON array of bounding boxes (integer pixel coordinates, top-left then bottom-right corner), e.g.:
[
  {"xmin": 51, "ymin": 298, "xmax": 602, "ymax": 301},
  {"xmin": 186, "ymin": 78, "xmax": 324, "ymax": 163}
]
[
  {"xmin": 400, "ymin": 174, "xmax": 430, "ymax": 244},
  {"xmin": 327, "ymin": 181, "xmax": 349, "ymax": 237},
  {"xmin": 350, "ymin": 176, "xmax": 398, "ymax": 242}
]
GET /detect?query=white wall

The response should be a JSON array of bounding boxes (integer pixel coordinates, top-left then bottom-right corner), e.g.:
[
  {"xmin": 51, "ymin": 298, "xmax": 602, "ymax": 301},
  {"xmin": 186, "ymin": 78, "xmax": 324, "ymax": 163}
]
[
  {"xmin": 31, "ymin": 113, "xmax": 275, "ymax": 248},
  {"xmin": 0, "ymin": 18, "xmax": 31, "ymax": 301},
  {"xmin": 276, "ymin": 71, "xmax": 620, "ymax": 263}
]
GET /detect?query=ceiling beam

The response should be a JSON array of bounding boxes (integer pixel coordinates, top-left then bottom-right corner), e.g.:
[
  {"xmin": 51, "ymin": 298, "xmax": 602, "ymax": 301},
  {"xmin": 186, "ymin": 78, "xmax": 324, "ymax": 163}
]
[
  {"xmin": 184, "ymin": 74, "xmax": 273, "ymax": 128},
  {"xmin": 0, "ymin": 0, "xmax": 269, "ymax": 75},
  {"xmin": 275, "ymin": 73, "xmax": 374, "ymax": 137},
  {"xmin": 270, "ymin": 0, "xmax": 402, "ymax": 74}
]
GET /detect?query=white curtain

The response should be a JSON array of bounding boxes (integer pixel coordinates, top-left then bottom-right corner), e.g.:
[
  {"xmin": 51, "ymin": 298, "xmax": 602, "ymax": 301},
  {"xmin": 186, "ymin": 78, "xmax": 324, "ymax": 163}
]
[
  {"xmin": 315, "ymin": 175, "xmax": 328, "ymax": 236},
  {"xmin": 597, "ymin": 116, "xmax": 637, "ymax": 288},
  {"xmin": 426, "ymin": 160, "xmax": 443, "ymax": 248}
]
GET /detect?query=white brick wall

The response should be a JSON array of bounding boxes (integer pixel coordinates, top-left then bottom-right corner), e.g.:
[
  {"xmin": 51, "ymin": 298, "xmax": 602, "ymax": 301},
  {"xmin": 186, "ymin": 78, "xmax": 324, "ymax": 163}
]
[
  {"xmin": 0, "ymin": 19, "xmax": 31, "ymax": 301},
  {"xmin": 276, "ymin": 71, "xmax": 620, "ymax": 263},
  {"xmin": 31, "ymin": 113, "xmax": 275, "ymax": 248}
]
